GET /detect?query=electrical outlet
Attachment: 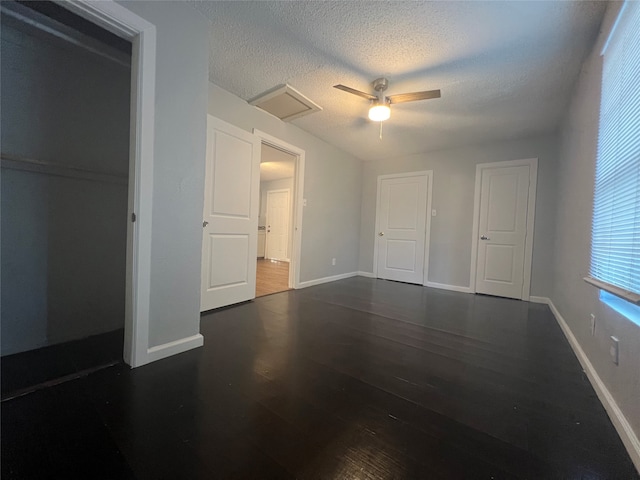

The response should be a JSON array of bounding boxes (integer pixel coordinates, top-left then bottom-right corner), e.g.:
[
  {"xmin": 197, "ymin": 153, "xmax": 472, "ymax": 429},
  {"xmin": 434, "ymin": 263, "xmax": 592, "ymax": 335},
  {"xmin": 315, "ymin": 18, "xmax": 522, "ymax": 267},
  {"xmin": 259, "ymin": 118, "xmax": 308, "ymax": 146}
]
[
  {"xmin": 331, "ymin": 258, "xmax": 336, "ymax": 266},
  {"xmin": 590, "ymin": 314, "xmax": 596, "ymax": 336},
  {"xmin": 303, "ymin": 199, "xmax": 307, "ymax": 207},
  {"xmin": 432, "ymin": 209, "xmax": 437, "ymax": 217},
  {"xmin": 610, "ymin": 336, "xmax": 619, "ymax": 365}
]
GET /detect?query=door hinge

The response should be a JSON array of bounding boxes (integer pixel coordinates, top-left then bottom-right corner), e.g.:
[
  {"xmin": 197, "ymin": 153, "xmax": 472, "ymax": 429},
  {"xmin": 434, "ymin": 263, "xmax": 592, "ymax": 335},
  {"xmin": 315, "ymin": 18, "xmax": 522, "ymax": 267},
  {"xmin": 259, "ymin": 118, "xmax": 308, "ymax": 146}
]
[{"xmin": 131, "ymin": 212, "xmax": 137, "ymax": 223}]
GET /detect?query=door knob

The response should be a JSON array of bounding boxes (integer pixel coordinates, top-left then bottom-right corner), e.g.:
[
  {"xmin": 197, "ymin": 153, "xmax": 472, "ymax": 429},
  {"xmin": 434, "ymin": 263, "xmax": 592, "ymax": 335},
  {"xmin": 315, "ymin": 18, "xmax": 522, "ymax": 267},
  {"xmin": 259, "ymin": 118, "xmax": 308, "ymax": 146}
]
[
  {"xmin": 480, "ymin": 235, "xmax": 490, "ymax": 240},
  {"xmin": 378, "ymin": 232, "xmax": 384, "ymax": 237},
  {"xmin": 203, "ymin": 221, "xmax": 209, "ymax": 228}
]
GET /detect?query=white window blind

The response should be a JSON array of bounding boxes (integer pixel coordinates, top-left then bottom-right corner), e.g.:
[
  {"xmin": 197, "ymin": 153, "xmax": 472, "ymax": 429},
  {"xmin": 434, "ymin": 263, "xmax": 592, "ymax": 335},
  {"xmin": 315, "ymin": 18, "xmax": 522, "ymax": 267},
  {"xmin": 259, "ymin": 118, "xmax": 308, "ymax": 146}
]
[{"xmin": 590, "ymin": 1, "xmax": 640, "ymax": 303}]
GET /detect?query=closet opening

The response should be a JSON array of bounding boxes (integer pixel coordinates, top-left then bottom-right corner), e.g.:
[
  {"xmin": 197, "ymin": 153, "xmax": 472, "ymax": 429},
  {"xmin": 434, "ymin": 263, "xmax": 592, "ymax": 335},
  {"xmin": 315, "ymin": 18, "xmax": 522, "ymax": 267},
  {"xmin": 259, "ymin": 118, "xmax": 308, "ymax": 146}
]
[{"xmin": 1, "ymin": 0, "xmax": 132, "ymax": 399}]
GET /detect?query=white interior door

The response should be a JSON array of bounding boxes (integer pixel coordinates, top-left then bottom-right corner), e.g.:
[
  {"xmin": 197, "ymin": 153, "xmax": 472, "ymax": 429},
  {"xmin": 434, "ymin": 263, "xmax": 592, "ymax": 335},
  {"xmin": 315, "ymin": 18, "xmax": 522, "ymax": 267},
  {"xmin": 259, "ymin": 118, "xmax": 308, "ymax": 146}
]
[
  {"xmin": 474, "ymin": 164, "xmax": 531, "ymax": 299},
  {"xmin": 265, "ymin": 189, "xmax": 290, "ymax": 261},
  {"xmin": 375, "ymin": 173, "xmax": 430, "ymax": 284},
  {"xmin": 201, "ymin": 116, "xmax": 260, "ymax": 312}
]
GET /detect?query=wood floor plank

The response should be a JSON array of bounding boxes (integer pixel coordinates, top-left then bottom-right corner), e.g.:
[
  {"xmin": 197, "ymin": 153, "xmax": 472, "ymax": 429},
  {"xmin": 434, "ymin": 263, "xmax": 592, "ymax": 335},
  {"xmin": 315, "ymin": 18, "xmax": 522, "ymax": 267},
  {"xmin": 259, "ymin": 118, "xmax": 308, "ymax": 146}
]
[
  {"xmin": 2, "ymin": 277, "xmax": 637, "ymax": 479},
  {"xmin": 256, "ymin": 258, "xmax": 290, "ymax": 297}
]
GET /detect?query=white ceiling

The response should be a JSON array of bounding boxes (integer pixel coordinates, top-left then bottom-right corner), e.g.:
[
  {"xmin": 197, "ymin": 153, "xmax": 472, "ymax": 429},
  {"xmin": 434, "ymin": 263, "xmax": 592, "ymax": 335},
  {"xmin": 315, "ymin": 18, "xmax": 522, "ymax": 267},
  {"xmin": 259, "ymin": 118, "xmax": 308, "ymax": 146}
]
[
  {"xmin": 193, "ymin": 1, "xmax": 607, "ymax": 161},
  {"xmin": 260, "ymin": 144, "xmax": 295, "ymax": 182}
]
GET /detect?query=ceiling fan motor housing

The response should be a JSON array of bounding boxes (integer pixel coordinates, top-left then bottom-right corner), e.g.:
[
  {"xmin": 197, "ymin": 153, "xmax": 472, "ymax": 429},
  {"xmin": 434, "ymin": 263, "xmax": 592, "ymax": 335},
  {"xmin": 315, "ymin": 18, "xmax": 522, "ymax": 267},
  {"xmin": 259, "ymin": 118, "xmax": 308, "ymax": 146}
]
[{"xmin": 372, "ymin": 77, "xmax": 389, "ymax": 93}]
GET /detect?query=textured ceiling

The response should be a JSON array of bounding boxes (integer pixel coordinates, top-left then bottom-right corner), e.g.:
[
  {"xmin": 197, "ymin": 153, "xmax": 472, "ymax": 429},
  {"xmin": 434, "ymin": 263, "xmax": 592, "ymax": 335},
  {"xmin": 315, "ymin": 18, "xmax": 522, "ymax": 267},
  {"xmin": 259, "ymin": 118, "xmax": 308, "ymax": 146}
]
[
  {"xmin": 193, "ymin": 1, "xmax": 607, "ymax": 161},
  {"xmin": 260, "ymin": 144, "xmax": 295, "ymax": 182}
]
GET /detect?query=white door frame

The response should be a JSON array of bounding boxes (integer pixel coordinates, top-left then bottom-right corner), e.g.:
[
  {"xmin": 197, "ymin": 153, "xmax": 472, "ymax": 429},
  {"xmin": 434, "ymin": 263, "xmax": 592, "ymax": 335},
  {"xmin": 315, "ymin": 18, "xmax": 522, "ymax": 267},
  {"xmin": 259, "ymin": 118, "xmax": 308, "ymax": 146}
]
[
  {"xmin": 265, "ymin": 188, "xmax": 291, "ymax": 262},
  {"xmin": 469, "ymin": 158, "xmax": 538, "ymax": 301},
  {"xmin": 60, "ymin": 1, "xmax": 156, "ymax": 368},
  {"xmin": 253, "ymin": 130, "xmax": 305, "ymax": 289},
  {"xmin": 372, "ymin": 171, "xmax": 434, "ymax": 284}
]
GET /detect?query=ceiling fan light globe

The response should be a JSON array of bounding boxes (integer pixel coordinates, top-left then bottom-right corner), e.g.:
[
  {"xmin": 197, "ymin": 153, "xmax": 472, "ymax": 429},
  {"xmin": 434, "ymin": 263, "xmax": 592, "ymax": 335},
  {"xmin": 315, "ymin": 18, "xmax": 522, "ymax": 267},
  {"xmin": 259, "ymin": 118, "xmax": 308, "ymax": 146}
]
[{"xmin": 369, "ymin": 104, "xmax": 391, "ymax": 122}]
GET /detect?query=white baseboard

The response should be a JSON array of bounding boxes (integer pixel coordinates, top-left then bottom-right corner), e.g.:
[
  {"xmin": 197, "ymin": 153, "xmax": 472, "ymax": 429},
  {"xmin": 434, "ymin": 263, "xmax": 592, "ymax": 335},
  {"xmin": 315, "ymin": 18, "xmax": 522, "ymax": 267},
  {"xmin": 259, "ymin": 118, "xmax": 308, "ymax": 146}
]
[
  {"xmin": 545, "ymin": 298, "xmax": 640, "ymax": 472},
  {"xmin": 145, "ymin": 334, "xmax": 204, "ymax": 364},
  {"xmin": 529, "ymin": 295, "xmax": 550, "ymax": 304},
  {"xmin": 357, "ymin": 271, "xmax": 376, "ymax": 278},
  {"xmin": 424, "ymin": 281, "xmax": 473, "ymax": 294},
  {"xmin": 297, "ymin": 272, "xmax": 359, "ymax": 288}
]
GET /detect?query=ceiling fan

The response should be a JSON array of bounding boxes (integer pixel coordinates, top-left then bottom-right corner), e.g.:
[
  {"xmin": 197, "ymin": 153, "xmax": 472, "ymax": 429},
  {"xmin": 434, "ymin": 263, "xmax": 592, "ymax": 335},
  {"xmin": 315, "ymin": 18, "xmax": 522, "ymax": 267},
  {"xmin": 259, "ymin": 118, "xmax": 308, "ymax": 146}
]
[{"xmin": 334, "ymin": 77, "xmax": 441, "ymax": 123}]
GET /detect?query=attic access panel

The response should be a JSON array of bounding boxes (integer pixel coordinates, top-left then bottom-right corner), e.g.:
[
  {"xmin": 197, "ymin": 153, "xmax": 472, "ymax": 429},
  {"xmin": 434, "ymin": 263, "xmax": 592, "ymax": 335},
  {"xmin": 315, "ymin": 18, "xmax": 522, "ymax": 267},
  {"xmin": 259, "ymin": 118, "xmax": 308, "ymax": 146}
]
[{"xmin": 249, "ymin": 84, "xmax": 322, "ymax": 122}]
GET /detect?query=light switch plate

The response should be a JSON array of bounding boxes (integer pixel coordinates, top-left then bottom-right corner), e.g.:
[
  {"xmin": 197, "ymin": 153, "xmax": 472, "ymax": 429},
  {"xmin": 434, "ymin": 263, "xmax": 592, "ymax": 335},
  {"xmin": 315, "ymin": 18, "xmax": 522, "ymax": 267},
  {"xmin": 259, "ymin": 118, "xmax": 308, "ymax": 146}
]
[{"xmin": 610, "ymin": 336, "xmax": 619, "ymax": 365}]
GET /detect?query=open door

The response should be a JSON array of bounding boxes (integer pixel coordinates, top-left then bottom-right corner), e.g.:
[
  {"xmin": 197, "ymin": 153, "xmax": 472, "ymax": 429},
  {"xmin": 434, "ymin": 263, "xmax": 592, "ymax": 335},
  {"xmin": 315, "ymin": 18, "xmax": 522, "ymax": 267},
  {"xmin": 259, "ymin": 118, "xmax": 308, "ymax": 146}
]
[{"xmin": 201, "ymin": 116, "xmax": 260, "ymax": 311}]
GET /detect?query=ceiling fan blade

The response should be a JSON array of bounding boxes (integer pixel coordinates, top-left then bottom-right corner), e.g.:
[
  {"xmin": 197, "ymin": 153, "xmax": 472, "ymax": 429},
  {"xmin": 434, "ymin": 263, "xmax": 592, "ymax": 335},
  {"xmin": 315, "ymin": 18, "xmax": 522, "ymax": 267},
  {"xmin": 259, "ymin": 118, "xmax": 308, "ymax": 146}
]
[
  {"xmin": 334, "ymin": 84, "xmax": 377, "ymax": 101},
  {"xmin": 387, "ymin": 89, "xmax": 441, "ymax": 104}
]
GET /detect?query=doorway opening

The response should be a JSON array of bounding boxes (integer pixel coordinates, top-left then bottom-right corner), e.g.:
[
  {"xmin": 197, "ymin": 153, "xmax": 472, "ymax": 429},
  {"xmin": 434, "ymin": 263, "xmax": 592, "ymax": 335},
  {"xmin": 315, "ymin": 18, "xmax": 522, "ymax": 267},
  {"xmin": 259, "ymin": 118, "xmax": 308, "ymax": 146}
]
[
  {"xmin": 254, "ymin": 131, "xmax": 305, "ymax": 297},
  {"xmin": 200, "ymin": 123, "xmax": 304, "ymax": 308},
  {"xmin": 256, "ymin": 144, "xmax": 295, "ymax": 297},
  {"xmin": 0, "ymin": 0, "xmax": 132, "ymax": 398}
]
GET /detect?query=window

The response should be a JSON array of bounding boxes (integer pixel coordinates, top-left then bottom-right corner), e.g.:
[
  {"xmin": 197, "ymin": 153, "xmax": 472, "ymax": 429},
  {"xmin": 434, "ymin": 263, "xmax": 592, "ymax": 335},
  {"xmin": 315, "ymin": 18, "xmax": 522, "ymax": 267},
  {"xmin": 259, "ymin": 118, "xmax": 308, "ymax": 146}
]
[{"xmin": 587, "ymin": 1, "xmax": 640, "ymax": 307}]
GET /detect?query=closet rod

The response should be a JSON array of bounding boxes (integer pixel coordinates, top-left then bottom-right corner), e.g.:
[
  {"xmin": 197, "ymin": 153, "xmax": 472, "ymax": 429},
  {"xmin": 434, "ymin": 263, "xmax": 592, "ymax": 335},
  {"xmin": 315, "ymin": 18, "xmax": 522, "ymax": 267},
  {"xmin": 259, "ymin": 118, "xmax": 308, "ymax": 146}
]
[{"xmin": 1, "ymin": 154, "xmax": 128, "ymax": 186}]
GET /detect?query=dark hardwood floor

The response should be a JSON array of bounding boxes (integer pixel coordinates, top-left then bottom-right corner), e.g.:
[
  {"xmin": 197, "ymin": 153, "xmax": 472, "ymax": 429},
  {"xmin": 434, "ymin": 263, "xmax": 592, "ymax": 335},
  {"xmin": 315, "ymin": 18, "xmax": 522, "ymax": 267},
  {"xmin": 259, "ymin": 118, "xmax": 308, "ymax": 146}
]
[
  {"xmin": 1, "ymin": 328, "xmax": 124, "ymax": 400},
  {"xmin": 2, "ymin": 278, "xmax": 638, "ymax": 479}
]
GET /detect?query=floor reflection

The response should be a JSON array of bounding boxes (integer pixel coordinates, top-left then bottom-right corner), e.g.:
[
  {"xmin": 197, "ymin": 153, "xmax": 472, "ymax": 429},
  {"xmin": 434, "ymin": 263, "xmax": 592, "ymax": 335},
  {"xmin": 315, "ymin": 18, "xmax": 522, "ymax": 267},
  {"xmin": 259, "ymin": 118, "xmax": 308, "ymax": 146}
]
[{"xmin": 2, "ymin": 277, "xmax": 637, "ymax": 479}]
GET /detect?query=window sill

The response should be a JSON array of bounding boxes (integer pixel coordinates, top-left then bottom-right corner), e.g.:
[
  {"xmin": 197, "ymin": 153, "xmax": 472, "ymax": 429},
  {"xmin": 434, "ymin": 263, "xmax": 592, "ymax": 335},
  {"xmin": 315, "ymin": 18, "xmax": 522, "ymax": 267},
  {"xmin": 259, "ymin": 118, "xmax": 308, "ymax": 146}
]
[{"xmin": 583, "ymin": 276, "xmax": 640, "ymax": 305}]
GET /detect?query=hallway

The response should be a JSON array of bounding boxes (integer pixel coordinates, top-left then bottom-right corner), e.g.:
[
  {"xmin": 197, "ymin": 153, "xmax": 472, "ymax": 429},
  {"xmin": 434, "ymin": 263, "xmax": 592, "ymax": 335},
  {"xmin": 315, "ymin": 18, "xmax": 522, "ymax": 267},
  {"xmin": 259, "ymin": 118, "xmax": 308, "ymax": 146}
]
[{"xmin": 256, "ymin": 258, "xmax": 290, "ymax": 297}]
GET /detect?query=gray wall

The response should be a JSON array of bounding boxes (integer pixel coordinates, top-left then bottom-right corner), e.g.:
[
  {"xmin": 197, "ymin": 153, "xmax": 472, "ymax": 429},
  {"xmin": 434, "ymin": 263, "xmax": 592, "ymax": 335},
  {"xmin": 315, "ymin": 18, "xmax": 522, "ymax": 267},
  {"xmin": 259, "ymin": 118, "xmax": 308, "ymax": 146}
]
[
  {"xmin": 1, "ymin": 20, "xmax": 130, "ymax": 355},
  {"xmin": 358, "ymin": 135, "xmax": 559, "ymax": 297},
  {"xmin": 208, "ymin": 83, "xmax": 363, "ymax": 282},
  {"xmin": 552, "ymin": 2, "xmax": 640, "ymax": 438},
  {"xmin": 118, "ymin": 1, "xmax": 209, "ymax": 349}
]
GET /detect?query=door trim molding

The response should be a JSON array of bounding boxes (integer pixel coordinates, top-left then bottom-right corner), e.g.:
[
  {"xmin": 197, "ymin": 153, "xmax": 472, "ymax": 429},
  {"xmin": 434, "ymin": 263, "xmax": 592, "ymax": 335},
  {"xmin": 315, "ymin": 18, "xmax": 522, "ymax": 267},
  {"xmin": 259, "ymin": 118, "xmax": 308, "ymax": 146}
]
[
  {"xmin": 61, "ymin": 0, "xmax": 156, "ymax": 368},
  {"xmin": 253, "ymin": 130, "xmax": 305, "ymax": 289},
  {"xmin": 264, "ymin": 188, "xmax": 291, "ymax": 262},
  {"xmin": 422, "ymin": 172, "xmax": 434, "ymax": 287},
  {"xmin": 469, "ymin": 158, "xmax": 538, "ymax": 300},
  {"xmin": 373, "ymin": 171, "xmax": 433, "ymax": 284}
]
